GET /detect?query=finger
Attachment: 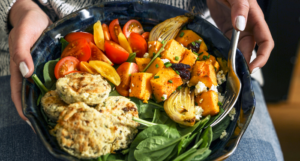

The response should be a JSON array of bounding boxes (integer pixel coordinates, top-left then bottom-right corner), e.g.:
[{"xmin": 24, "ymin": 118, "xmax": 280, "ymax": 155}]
[
  {"xmin": 248, "ymin": 3, "xmax": 274, "ymax": 72},
  {"xmin": 218, "ymin": 0, "xmax": 250, "ymax": 31},
  {"xmin": 238, "ymin": 34, "xmax": 256, "ymax": 66},
  {"xmin": 10, "ymin": 58, "xmax": 27, "ymax": 121}
]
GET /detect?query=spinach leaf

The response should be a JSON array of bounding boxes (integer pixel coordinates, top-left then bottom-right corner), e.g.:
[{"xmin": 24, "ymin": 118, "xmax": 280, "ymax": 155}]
[
  {"xmin": 178, "ymin": 116, "xmax": 209, "ymax": 136},
  {"xmin": 183, "ymin": 148, "xmax": 211, "ymax": 161},
  {"xmin": 31, "ymin": 74, "xmax": 49, "ymax": 95},
  {"xmin": 133, "ymin": 117, "xmax": 157, "ymax": 127},
  {"xmin": 134, "ymin": 133, "xmax": 190, "ymax": 161},
  {"xmin": 212, "ymin": 115, "xmax": 231, "ymax": 141},
  {"xmin": 126, "ymin": 52, "xmax": 136, "ymax": 62},
  {"xmin": 178, "ymin": 133, "xmax": 197, "ymax": 154},
  {"xmin": 152, "ymin": 109, "xmax": 169, "ymax": 124},
  {"xmin": 128, "ymin": 124, "xmax": 180, "ymax": 161},
  {"xmin": 165, "ymin": 144, "xmax": 180, "ymax": 161},
  {"xmin": 43, "ymin": 60, "xmax": 58, "ymax": 90},
  {"xmin": 199, "ymin": 126, "xmax": 213, "ymax": 149},
  {"xmin": 109, "ymin": 90, "xmax": 121, "ymax": 96},
  {"xmin": 37, "ymin": 94, "xmax": 42, "ymax": 106},
  {"xmin": 60, "ymin": 38, "xmax": 69, "ymax": 52},
  {"xmin": 130, "ymin": 98, "xmax": 154, "ymax": 119},
  {"xmin": 97, "ymin": 153, "xmax": 110, "ymax": 161},
  {"xmin": 174, "ymin": 138, "xmax": 203, "ymax": 161},
  {"xmin": 194, "ymin": 116, "xmax": 211, "ymax": 143}
]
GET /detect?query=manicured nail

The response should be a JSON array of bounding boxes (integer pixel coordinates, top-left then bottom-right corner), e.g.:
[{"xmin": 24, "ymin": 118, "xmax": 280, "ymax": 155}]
[
  {"xmin": 26, "ymin": 120, "xmax": 36, "ymax": 133},
  {"xmin": 236, "ymin": 16, "xmax": 246, "ymax": 31},
  {"xmin": 251, "ymin": 67, "xmax": 259, "ymax": 74},
  {"xmin": 19, "ymin": 61, "xmax": 29, "ymax": 77}
]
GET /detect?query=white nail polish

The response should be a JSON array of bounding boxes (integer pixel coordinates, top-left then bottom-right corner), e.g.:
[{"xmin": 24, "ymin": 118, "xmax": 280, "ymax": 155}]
[
  {"xmin": 19, "ymin": 62, "xmax": 29, "ymax": 77},
  {"xmin": 236, "ymin": 16, "xmax": 246, "ymax": 31},
  {"xmin": 251, "ymin": 67, "xmax": 259, "ymax": 74}
]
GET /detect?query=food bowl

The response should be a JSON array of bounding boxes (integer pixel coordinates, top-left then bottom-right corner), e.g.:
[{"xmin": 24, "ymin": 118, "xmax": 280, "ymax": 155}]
[{"xmin": 22, "ymin": 1, "xmax": 255, "ymax": 160}]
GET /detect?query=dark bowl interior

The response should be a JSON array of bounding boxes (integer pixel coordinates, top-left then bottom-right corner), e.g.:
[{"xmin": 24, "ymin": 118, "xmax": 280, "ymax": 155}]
[{"xmin": 22, "ymin": 1, "xmax": 255, "ymax": 160}]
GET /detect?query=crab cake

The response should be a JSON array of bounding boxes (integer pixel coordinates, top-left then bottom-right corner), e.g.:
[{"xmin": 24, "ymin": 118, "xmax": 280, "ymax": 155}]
[
  {"xmin": 51, "ymin": 102, "xmax": 116, "ymax": 159},
  {"xmin": 41, "ymin": 90, "xmax": 68, "ymax": 122},
  {"xmin": 56, "ymin": 72, "xmax": 111, "ymax": 105}
]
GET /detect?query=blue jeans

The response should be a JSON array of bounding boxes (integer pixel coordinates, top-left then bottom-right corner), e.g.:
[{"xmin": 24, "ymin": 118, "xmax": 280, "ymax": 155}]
[{"xmin": 0, "ymin": 76, "xmax": 283, "ymax": 161}]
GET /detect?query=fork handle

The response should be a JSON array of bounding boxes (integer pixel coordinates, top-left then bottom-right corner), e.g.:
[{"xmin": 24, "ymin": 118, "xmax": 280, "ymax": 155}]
[{"xmin": 228, "ymin": 29, "xmax": 240, "ymax": 73}]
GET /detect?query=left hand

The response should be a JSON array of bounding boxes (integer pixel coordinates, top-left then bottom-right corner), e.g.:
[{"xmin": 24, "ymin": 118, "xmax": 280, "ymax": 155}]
[{"xmin": 207, "ymin": 0, "xmax": 274, "ymax": 73}]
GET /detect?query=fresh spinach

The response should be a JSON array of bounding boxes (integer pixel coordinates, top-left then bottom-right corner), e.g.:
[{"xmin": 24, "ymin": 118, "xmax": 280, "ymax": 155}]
[
  {"xmin": 206, "ymin": 107, "xmax": 224, "ymax": 127},
  {"xmin": 199, "ymin": 126, "xmax": 213, "ymax": 149},
  {"xmin": 32, "ymin": 74, "xmax": 49, "ymax": 95},
  {"xmin": 37, "ymin": 94, "xmax": 42, "ymax": 106},
  {"xmin": 152, "ymin": 109, "xmax": 169, "ymax": 124},
  {"xmin": 43, "ymin": 60, "xmax": 58, "ymax": 90},
  {"xmin": 134, "ymin": 133, "xmax": 190, "ymax": 161},
  {"xmin": 130, "ymin": 98, "xmax": 154, "ymax": 119},
  {"xmin": 178, "ymin": 116, "xmax": 210, "ymax": 136},
  {"xmin": 60, "ymin": 38, "xmax": 69, "ymax": 52},
  {"xmin": 126, "ymin": 52, "xmax": 136, "ymax": 62},
  {"xmin": 109, "ymin": 90, "xmax": 121, "ymax": 96},
  {"xmin": 212, "ymin": 115, "xmax": 231, "ymax": 141},
  {"xmin": 183, "ymin": 148, "xmax": 211, "ymax": 161},
  {"xmin": 133, "ymin": 117, "xmax": 157, "ymax": 127},
  {"xmin": 174, "ymin": 138, "xmax": 203, "ymax": 161},
  {"xmin": 178, "ymin": 133, "xmax": 197, "ymax": 154}
]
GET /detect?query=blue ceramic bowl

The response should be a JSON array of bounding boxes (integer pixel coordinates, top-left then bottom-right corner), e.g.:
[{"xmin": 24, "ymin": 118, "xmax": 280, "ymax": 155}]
[{"xmin": 22, "ymin": 1, "xmax": 255, "ymax": 160}]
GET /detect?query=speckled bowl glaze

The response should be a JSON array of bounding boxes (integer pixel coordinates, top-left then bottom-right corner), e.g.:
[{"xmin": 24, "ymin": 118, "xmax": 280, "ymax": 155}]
[{"xmin": 22, "ymin": 1, "xmax": 255, "ymax": 160}]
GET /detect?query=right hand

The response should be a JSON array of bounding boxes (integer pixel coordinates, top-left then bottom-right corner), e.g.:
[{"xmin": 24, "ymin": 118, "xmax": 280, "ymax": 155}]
[{"xmin": 9, "ymin": 0, "xmax": 52, "ymax": 122}]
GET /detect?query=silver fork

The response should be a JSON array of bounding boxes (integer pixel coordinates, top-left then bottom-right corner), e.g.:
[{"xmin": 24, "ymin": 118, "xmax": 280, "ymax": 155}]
[{"xmin": 210, "ymin": 29, "xmax": 242, "ymax": 127}]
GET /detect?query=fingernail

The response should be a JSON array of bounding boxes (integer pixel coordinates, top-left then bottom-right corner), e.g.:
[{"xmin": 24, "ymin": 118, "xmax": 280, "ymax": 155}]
[
  {"xmin": 236, "ymin": 16, "xmax": 246, "ymax": 31},
  {"xmin": 26, "ymin": 120, "xmax": 36, "ymax": 133},
  {"xmin": 19, "ymin": 62, "xmax": 29, "ymax": 77},
  {"xmin": 251, "ymin": 67, "xmax": 259, "ymax": 74}
]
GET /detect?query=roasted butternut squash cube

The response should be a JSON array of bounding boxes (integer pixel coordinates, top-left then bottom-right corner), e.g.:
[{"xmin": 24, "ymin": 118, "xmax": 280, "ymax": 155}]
[
  {"xmin": 180, "ymin": 49, "xmax": 198, "ymax": 70},
  {"xmin": 188, "ymin": 61, "xmax": 217, "ymax": 88},
  {"xmin": 198, "ymin": 51, "xmax": 219, "ymax": 72},
  {"xmin": 161, "ymin": 39, "xmax": 186, "ymax": 63},
  {"xmin": 150, "ymin": 68, "xmax": 183, "ymax": 102},
  {"xmin": 135, "ymin": 57, "xmax": 151, "ymax": 72},
  {"xmin": 129, "ymin": 73, "xmax": 153, "ymax": 103},
  {"xmin": 175, "ymin": 30, "xmax": 208, "ymax": 51},
  {"xmin": 146, "ymin": 58, "xmax": 164, "ymax": 75},
  {"xmin": 148, "ymin": 41, "xmax": 162, "ymax": 58},
  {"xmin": 195, "ymin": 90, "xmax": 219, "ymax": 116}
]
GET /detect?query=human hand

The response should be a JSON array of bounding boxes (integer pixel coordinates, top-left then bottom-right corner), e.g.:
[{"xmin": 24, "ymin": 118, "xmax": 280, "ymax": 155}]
[
  {"xmin": 9, "ymin": 0, "xmax": 52, "ymax": 122},
  {"xmin": 207, "ymin": 0, "xmax": 274, "ymax": 73}
]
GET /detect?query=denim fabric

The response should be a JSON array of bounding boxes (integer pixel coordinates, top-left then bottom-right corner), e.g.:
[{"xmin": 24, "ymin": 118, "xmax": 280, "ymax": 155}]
[{"xmin": 0, "ymin": 76, "xmax": 283, "ymax": 161}]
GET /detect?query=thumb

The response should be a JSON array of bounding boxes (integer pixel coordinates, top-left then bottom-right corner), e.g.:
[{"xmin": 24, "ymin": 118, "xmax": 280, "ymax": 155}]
[{"xmin": 221, "ymin": 0, "xmax": 250, "ymax": 31}]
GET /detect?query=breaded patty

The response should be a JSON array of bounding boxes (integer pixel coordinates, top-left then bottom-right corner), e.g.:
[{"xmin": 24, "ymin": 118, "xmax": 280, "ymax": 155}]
[
  {"xmin": 56, "ymin": 72, "xmax": 111, "ymax": 105},
  {"xmin": 52, "ymin": 99, "xmax": 139, "ymax": 159},
  {"xmin": 41, "ymin": 90, "xmax": 67, "ymax": 122}
]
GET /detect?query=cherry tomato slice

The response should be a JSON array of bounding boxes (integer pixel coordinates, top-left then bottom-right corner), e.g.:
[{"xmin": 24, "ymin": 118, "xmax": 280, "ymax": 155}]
[
  {"xmin": 64, "ymin": 32, "xmax": 94, "ymax": 43},
  {"xmin": 128, "ymin": 32, "xmax": 147, "ymax": 57},
  {"xmin": 102, "ymin": 23, "xmax": 111, "ymax": 41},
  {"xmin": 105, "ymin": 40, "xmax": 129, "ymax": 64},
  {"xmin": 109, "ymin": 19, "xmax": 122, "ymax": 43},
  {"xmin": 123, "ymin": 20, "xmax": 144, "ymax": 38},
  {"xmin": 88, "ymin": 42, "xmax": 113, "ymax": 65},
  {"xmin": 54, "ymin": 56, "xmax": 80, "ymax": 79},
  {"xmin": 141, "ymin": 32, "xmax": 149, "ymax": 42},
  {"xmin": 61, "ymin": 38, "xmax": 91, "ymax": 61},
  {"xmin": 116, "ymin": 62, "xmax": 139, "ymax": 96}
]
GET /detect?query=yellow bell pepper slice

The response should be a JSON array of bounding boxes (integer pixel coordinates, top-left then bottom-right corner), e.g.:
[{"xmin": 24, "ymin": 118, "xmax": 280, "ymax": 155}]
[
  {"xmin": 79, "ymin": 61, "xmax": 97, "ymax": 74},
  {"xmin": 89, "ymin": 60, "xmax": 121, "ymax": 86},
  {"xmin": 118, "ymin": 32, "xmax": 132, "ymax": 53},
  {"xmin": 93, "ymin": 20, "xmax": 105, "ymax": 51}
]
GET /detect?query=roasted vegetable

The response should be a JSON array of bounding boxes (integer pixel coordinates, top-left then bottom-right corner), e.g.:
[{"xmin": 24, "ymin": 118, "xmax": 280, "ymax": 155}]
[
  {"xmin": 146, "ymin": 58, "xmax": 164, "ymax": 75},
  {"xmin": 149, "ymin": 15, "xmax": 191, "ymax": 42},
  {"xmin": 198, "ymin": 51, "xmax": 220, "ymax": 72},
  {"xmin": 135, "ymin": 57, "xmax": 151, "ymax": 72},
  {"xmin": 175, "ymin": 30, "xmax": 208, "ymax": 51},
  {"xmin": 148, "ymin": 41, "xmax": 162, "ymax": 58},
  {"xmin": 164, "ymin": 87, "xmax": 195, "ymax": 126},
  {"xmin": 195, "ymin": 91, "xmax": 219, "ymax": 116},
  {"xmin": 188, "ymin": 61, "xmax": 217, "ymax": 88},
  {"xmin": 180, "ymin": 49, "xmax": 198, "ymax": 70},
  {"xmin": 150, "ymin": 68, "xmax": 183, "ymax": 102},
  {"xmin": 129, "ymin": 73, "xmax": 153, "ymax": 103},
  {"xmin": 161, "ymin": 39, "xmax": 186, "ymax": 63}
]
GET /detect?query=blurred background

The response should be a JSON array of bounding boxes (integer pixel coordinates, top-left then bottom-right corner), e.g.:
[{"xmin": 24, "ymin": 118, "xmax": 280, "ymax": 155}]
[{"xmin": 259, "ymin": 0, "xmax": 300, "ymax": 160}]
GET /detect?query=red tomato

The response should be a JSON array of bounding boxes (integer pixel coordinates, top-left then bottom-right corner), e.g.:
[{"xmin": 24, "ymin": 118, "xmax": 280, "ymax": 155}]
[
  {"xmin": 123, "ymin": 20, "xmax": 144, "ymax": 38},
  {"xmin": 109, "ymin": 19, "xmax": 122, "ymax": 43},
  {"xmin": 61, "ymin": 38, "xmax": 91, "ymax": 61},
  {"xmin": 102, "ymin": 23, "xmax": 111, "ymax": 41},
  {"xmin": 128, "ymin": 32, "xmax": 147, "ymax": 57},
  {"xmin": 64, "ymin": 32, "xmax": 94, "ymax": 43},
  {"xmin": 116, "ymin": 62, "xmax": 139, "ymax": 96},
  {"xmin": 141, "ymin": 32, "xmax": 149, "ymax": 42},
  {"xmin": 54, "ymin": 56, "xmax": 80, "ymax": 79},
  {"xmin": 88, "ymin": 42, "xmax": 113, "ymax": 65},
  {"xmin": 105, "ymin": 40, "xmax": 129, "ymax": 64}
]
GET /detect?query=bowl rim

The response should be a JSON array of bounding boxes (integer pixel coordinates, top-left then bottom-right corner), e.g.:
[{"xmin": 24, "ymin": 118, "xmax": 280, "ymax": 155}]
[{"xmin": 22, "ymin": 1, "xmax": 256, "ymax": 160}]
